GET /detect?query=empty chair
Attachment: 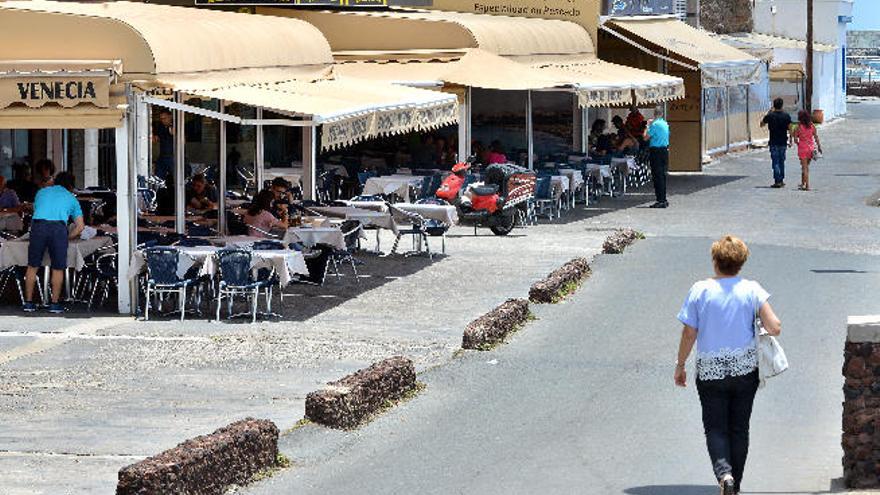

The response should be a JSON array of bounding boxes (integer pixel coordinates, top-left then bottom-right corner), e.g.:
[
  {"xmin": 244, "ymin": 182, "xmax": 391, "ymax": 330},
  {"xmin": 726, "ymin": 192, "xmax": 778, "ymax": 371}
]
[
  {"xmin": 143, "ymin": 247, "xmax": 198, "ymax": 321},
  {"xmin": 215, "ymin": 249, "xmax": 274, "ymax": 323},
  {"xmin": 87, "ymin": 253, "xmax": 117, "ymax": 310},
  {"xmin": 388, "ymin": 203, "xmax": 431, "ymax": 260},
  {"xmin": 533, "ymin": 176, "xmax": 557, "ymax": 220},
  {"xmin": 415, "ymin": 197, "xmax": 450, "ymax": 254},
  {"xmin": 328, "ymin": 221, "xmax": 363, "ymax": 283}
]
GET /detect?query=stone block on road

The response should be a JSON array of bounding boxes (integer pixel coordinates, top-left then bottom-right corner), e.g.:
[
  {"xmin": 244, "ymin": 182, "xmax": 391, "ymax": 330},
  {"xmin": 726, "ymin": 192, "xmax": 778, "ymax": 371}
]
[
  {"xmin": 602, "ymin": 229, "xmax": 644, "ymax": 255},
  {"xmin": 462, "ymin": 298, "xmax": 530, "ymax": 350},
  {"xmin": 305, "ymin": 356, "xmax": 417, "ymax": 429},
  {"xmin": 116, "ymin": 418, "xmax": 279, "ymax": 495},
  {"xmin": 529, "ymin": 258, "xmax": 591, "ymax": 304}
]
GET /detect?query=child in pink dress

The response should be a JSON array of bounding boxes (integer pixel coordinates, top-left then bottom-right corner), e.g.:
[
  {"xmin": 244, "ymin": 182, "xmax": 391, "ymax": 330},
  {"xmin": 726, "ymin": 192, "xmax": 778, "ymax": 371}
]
[{"xmin": 794, "ymin": 110, "xmax": 823, "ymax": 191}]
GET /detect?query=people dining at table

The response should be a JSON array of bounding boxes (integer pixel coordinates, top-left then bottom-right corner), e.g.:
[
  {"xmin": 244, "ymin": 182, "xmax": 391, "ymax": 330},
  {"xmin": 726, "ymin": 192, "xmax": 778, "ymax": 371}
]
[
  {"xmin": 625, "ymin": 105, "xmax": 647, "ymax": 140},
  {"xmin": 23, "ymin": 171, "xmax": 85, "ymax": 314},
  {"xmin": 270, "ymin": 177, "xmax": 294, "ymax": 218},
  {"xmin": 185, "ymin": 174, "xmax": 218, "ymax": 211},
  {"xmin": 0, "ymin": 176, "xmax": 22, "ymax": 214},
  {"xmin": 486, "ymin": 141, "xmax": 508, "ymax": 165},
  {"xmin": 244, "ymin": 189, "xmax": 288, "ymax": 238},
  {"xmin": 589, "ymin": 119, "xmax": 614, "ymax": 157}
]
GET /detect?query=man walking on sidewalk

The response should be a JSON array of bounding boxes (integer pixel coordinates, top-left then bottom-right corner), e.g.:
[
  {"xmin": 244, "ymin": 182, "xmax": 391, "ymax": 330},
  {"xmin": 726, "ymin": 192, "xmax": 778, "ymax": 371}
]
[
  {"xmin": 645, "ymin": 108, "xmax": 670, "ymax": 208},
  {"xmin": 761, "ymin": 98, "xmax": 792, "ymax": 188}
]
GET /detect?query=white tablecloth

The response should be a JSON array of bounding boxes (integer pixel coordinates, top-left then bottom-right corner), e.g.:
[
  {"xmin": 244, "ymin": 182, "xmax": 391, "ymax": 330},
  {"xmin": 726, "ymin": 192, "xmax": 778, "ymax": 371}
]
[
  {"xmin": 339, "ymin": 200, "xmax": 389, "ymax": 213},
  {"xmin": 362, "ymin": 175, "xmax": 424, "ymax": 202},
  {"xmin": 283, "ymin": 227, "xmax": 346, "ymax": 250},
  {"xmin": 585, "ymin": 163, "xmax": 613, "ymax": 185},
  {"xmin": 311, "ymin": 206, "xmax": 397, "ymax": 233},
  {"xmin": 557, "ymin": 169, "xmax": 585, "ymax": 191},
  {"xmin": 130, "ymin": 246, "xmax": 308, "ymax": 286},
  {"xmin": 391, "ymin": 203, "xmax": 459, "ymax": 225},
  {"xmin": 611, "ymin": 157, "xmax": 637, "ymax": 176},
  {"xmin": 0, "ymin": 236, "xmax": 113, "ymax": 271}
]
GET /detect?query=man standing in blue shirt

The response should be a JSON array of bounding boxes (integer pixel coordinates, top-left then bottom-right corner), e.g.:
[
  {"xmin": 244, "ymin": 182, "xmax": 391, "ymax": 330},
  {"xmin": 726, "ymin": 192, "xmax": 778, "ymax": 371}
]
[
  {"xmin": 23, "ymin": 172, "xmax": 85, "ymax": 314},
  {"xmin": 644, "ymin": 107, "xmax": 670, "ymax": 208}
]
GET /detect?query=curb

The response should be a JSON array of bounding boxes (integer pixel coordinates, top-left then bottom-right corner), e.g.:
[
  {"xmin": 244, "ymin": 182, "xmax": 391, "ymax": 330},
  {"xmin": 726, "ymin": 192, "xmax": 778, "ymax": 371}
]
[
  {"xmin": 528, "ymin": 257, "xmax": 592, "ymax": 304},
  {"xmin": 602, "ymin": 229, "xmax": 644, "ymax": 254},
  {"xmin": 305, "ymin": 356, "xmax": 417, "ymax": 429},
  {"xmin": 116, "ymin": 418, "xmax": 279, "ymax": 495},
  {"xmin": 462, "ymin": 298, "xmax": 530, "ymax": 350}
]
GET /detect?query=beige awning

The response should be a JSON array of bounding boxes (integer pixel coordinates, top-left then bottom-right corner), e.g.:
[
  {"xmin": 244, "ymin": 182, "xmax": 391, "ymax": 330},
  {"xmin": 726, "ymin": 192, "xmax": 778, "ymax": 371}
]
[
  {"xmin": 530, "ymin": 56, "xmax": 685, "ymax": 106},
  {"xmin": 334, "ymin": 50, "xmax": 567, "ymax": 91},
  {"xmin": 261, "ymin": 8, "xmax": 596, "ymax": 58},
  {"xmin": 603, "ymin": 18, "xmax": 762, "ymax": 87},
  {"xmin": 169, "ymin": 78, "xmax": 458, "ymax": 150},
  {"xmin": 0, "ymin": 1, "xmax": 334, "ymax": 81}
]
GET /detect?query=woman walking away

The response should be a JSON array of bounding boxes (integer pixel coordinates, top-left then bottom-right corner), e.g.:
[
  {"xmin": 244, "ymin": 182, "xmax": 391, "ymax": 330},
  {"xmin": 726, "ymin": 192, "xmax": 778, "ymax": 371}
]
[
  {"xmin": 674, "ymin": 236, "xmax": 782, "ymax": 495},
  {"xmin": 794, "ymin": 110, "xmax": 822, "ymax": 191}
]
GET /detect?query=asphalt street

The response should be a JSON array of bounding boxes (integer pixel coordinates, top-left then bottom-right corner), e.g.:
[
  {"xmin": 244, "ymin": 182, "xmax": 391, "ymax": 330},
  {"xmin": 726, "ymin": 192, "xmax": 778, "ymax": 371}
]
[{"xmin": 242, "ymin": 102, "xmax": 880, "ymax": 495}]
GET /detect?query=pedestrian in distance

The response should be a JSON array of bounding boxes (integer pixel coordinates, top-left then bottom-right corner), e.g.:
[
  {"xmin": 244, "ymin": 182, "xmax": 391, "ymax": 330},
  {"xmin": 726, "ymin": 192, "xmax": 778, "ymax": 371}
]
[
  {"xmin": 674, "ymin": 235, "xmax": 782, "ymax": 495},
  {"xmin": 644, "ymin": 107, "xmax": 670, "ymax": 208},
  {"xmin": 793, "ymin": 110, "xmax": 822, "ymax": 191},
  {"xmin": 22, "ymin": 171, "xmax": 85, "ymax": 314},
  {"xmin": 760, "ymin": 98, "xmax": 792, "ymax": 188}
]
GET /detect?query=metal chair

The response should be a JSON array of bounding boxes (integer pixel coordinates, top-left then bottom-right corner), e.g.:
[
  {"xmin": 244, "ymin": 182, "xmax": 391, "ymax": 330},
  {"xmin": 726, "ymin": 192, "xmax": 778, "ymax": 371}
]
[
  {"xmin": 388, "ymin": 203, "xmax": 432, "ymax": 260},
  {"xmin": 143, "ymin": 247, "xmax": 198, "ymax": 321},
  {"xmin": 328, "ymin": 221, "xmax": 363, "ymax": 283},
  {"xmin": 415, "ymin": 197, "xmax": 450, "ymax": 254},
  {"xmin": 87, "ymin": 253, "xmax": 117, "ymax": 310},
  {"xmin": 215, "ymin": 249, "xmax": 274, "ymax": 323}
]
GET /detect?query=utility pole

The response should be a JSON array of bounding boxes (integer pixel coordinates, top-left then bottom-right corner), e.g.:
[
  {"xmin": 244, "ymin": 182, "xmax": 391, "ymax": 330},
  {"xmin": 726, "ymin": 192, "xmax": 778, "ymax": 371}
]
[{"xmin": 805, "ymin": 0, "xmax": 814, "ymax": 114}]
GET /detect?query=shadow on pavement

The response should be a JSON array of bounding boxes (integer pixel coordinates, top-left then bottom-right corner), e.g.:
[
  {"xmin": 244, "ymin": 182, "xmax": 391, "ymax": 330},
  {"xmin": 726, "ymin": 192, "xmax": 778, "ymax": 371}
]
[
  {"xmin": 544, "ymin": 174, "xmax": 746, "ymax": 226},
  {"xmin": 0, "ymin": 251, "xmax": 440, "ymax": 323},
  {"xmin": 624, "ymin": 485, "xmax": 719, "ymax": 495}
]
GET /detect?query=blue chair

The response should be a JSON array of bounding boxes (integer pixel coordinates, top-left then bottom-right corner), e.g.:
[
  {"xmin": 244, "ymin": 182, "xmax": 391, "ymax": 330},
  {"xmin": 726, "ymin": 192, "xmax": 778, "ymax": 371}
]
[
  {"xmin": 252, "ymin": 240, "xmax": 285, "ymax": 251},
  {"xmin": 357, "ymin": 171, "xmax": 376, "ymax": 192},
  {"xmin": 533, "ymin": 176, "xmax": 557, "ymax": 220},
  {"xmin": 215, "ymin": 249, "xmax": 274, "ymax": 323},
  {"xmin": 350, "ymin": 195, "xmax": 383, "ymax": 203},
  {"xmin": 143, "ymin": 247, "xmax": 198, "ymax": 321}
]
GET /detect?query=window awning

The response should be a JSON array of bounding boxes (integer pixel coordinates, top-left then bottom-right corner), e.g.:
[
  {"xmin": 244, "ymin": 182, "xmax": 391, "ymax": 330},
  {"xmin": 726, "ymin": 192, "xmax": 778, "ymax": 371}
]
[
  {"xmin": 602, "ymin": 18, "xmax": 762, "ymax": 88},
  {"xmin": 165, "ymin": 77, "xmax": 458, "ymax": 150}
]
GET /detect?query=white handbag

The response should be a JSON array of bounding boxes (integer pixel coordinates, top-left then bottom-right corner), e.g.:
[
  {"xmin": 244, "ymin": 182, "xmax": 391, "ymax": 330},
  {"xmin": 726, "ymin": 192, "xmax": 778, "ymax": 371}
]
[{"xmin": 754, "ymin": 306, "xmax": 789, "ymax": 388}]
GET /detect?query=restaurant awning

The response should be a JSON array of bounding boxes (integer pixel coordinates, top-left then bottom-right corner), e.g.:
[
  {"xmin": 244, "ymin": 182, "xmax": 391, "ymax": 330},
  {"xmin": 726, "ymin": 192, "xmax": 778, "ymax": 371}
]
[
  {"xmin": 266, "ymin": 8, "xmax": 682, "ymax": 106},
  {"xmin": 164, "ymin": 77, "xmax": 459, "ymax": 150},
  {"xmin": 602, "ymin": 18, "xmax": 762, "ymax": 88},
  {"xmin": 770, "ymin": 63, "xmax": 806, "ymax": 82}
]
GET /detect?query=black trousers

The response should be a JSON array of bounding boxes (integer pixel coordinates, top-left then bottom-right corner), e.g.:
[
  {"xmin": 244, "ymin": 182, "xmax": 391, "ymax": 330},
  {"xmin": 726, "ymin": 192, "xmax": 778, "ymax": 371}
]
[
  {"xmin": 649, "ymin": 146, "xmax": 669, "ymax": 203},
  {"xmin": 696, "ymin": 371, "xmax": 759, "ymax": 492}
]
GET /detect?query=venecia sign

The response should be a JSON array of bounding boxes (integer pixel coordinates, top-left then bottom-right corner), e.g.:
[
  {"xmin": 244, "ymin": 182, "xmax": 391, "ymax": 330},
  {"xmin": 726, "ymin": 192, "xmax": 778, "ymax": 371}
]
[{"xmin": 1, "ymin": 76, "xmax": 110, "ymax": 109}]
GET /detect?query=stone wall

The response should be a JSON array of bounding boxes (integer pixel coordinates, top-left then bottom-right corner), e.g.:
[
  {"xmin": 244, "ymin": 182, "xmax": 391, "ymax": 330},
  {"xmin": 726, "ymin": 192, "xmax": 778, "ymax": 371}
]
[
  {"xmin": 700, "ymin": 0, "xmax": 753, "ymax": 34},
  {"xmin": 843, "ymin": 316, "xmax": 880, "ymax": 489}
]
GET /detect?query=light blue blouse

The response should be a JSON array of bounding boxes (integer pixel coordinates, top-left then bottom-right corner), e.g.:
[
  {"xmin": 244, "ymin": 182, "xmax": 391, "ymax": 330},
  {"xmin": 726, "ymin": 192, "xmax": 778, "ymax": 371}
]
[{"xmin": 677, "ymin": 277, "xmax": 770, "ymax": 381}]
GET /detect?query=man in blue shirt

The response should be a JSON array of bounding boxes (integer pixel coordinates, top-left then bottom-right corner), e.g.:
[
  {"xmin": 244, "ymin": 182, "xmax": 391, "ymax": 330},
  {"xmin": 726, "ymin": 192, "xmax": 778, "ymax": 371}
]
[
  {"xmin": 23, "ymin": 172, "xmax": 85, "ymax": 314},
  {"xmin": 644, "ymin": 107, "xmax": 671, "ymax": 208}
]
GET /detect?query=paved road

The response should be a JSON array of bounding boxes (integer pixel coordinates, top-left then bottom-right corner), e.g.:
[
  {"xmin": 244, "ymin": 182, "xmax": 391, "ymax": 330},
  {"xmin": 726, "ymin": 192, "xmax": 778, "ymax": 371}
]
[{"xmin": 242, "ymin": 102, "xmax": 880, "ymax": 495}]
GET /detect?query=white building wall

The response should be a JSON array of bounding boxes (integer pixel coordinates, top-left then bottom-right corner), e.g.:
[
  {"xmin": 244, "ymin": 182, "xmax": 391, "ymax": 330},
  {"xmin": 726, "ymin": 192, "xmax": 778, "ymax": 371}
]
[{"xmin": 753, "ymin": 0, "xmax": 852, "ymax": 118}]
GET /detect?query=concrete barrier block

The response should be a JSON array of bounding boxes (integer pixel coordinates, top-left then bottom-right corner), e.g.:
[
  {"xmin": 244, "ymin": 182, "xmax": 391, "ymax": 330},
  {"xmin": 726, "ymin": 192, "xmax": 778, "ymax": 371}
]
[
  {"xmin": 602, "ymin": 228, "xmax": 644, "ymax": 254},
  {"xmin": 462, "ymin": 298, "xmax": 530, "ymax": 350},
  {"xmin": 117, "ymin": 418, "xmax": 279, "ymax": 495},
  {"xmin": 305, "ymin": 356, "xmax": 417, "ymax": 429},
  {"xmin": 529, "ymin": 257, "xmax": 591, "ymax": 304}
]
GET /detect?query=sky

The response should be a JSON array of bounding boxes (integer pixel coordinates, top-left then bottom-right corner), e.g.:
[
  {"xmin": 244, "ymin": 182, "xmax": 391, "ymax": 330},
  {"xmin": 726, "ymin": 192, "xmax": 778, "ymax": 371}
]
[{"xmin": 850, "ymin": 0, "xmax": 880, "ymax": 30}]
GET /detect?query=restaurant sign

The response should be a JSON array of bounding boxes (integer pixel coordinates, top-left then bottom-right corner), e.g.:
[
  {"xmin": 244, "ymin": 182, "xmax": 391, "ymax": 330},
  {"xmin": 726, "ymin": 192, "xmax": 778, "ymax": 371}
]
[
  {"xmin": 604, "ymin": 0, "xmax": 674, "ymax": 16},
  {"xmin": 1, "ymin": 76, "xmax": 110, "ymax": 109}
]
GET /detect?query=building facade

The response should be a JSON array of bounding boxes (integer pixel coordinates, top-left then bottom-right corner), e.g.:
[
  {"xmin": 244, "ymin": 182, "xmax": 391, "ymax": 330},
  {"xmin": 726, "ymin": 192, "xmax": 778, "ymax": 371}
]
[{"xmin": 752, "ymin": 0, "xmax": 853, "ymax": 119}]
